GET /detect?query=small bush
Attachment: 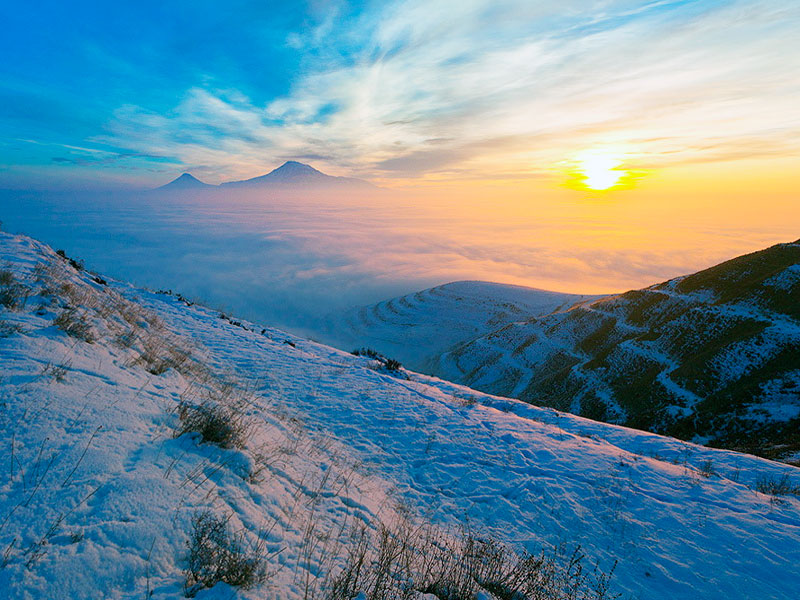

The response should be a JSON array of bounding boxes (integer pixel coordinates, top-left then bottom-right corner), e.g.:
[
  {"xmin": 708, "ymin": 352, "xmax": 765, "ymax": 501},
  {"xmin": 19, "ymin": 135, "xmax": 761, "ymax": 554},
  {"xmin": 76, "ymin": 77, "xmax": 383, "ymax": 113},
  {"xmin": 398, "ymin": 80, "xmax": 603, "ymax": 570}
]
[
  {"xmin": 0, "ymin": 270, "xmax": 30, "ymax": 310},
  {"xmin": 114, "ymin": 328, "xmax": 138, "ymax": 349},
  {"xmin": 56, "ymin": 249, "xmax": 84, "ymax": 271},
  {"xmin": 384, "ymin": 358, "xmax": 402, "ymax": 372},
  {"xmin": 175, "ymin": 400, "xmax": 250, "ymax": 449},
  {"xmin": 454, "ymin": 394, "xmax": 479, "ymax": 408},
  {"xmin": 698, "ymin": 460, "xmax": 715, "ymax": 478},
  {"xmin": 53, "ymin": 309, "xmax": 95, "ymax": 342},
  {"xmin": 755, "ymin": 473, "xmax": 800, "ymax": 497},
  {"xmin": 41, "ymin": 361, "xmax": 70, "ymax": 382},
  {"xmin": 137, "ymin": 337, "xmax": 191, "ymax": 375},
  {"xmin": 353, "ymin": 347, "xmax": 403, "ymax": 372},
  {"xmin": 327, "ymin": 523, "xmax": 618, "ymax": 600},
  {"xmin": 184, "ymin": 510, "xmax": 266, "ymax": 597},
  {"xmin": 352, "ymin": 347, "xmax": 383, "ymax": 360}
]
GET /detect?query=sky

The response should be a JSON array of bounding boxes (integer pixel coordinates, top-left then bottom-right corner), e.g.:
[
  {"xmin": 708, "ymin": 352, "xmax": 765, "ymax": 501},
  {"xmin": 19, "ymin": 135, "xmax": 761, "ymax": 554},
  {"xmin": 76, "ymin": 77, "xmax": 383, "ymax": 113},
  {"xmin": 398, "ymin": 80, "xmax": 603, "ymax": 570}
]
[
  {"xmin": 0, "ymin": 1, "xmax": 799, "ymax": 330},
  {"xmin": 1, "ymin": 0, "xmax": 799, "ymax": 189}
]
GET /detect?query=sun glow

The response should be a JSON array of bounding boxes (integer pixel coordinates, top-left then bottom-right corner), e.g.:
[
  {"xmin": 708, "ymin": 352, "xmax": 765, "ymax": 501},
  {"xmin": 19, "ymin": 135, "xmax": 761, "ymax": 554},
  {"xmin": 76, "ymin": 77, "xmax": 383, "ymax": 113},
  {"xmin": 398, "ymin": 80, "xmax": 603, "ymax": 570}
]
[{"xmin": 576, "ymin": 151, "xmax": 626, "ymax": 190}]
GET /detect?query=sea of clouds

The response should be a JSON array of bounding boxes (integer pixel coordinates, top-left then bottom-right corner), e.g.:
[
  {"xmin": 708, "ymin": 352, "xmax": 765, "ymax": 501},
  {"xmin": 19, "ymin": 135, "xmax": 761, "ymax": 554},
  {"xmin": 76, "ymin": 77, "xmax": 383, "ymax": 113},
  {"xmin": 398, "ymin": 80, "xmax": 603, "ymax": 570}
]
[{"xmin": 1, "ymin": 186, "xmax": 794, "ymax": 338}]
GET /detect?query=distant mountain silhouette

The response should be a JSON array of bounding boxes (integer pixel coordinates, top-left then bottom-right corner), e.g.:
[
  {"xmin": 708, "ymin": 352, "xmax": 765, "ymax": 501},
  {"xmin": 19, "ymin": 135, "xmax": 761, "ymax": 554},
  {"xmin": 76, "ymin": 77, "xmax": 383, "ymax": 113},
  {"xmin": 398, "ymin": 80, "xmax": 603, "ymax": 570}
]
[
  {"xmin": 156, "ymin": 173, "xmax": 215, "ymax": 191},
  {"xmin": 222, "ymin": 161, "xmax": 375, "ymax": 189}
]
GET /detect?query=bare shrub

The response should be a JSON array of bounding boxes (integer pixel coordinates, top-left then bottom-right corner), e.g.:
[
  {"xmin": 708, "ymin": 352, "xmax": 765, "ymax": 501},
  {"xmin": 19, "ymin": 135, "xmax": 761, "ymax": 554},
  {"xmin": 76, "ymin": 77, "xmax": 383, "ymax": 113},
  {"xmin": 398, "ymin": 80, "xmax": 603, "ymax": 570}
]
[
  {"xmin": 698, "ymin": 460, "xmax": 715, "ymax": 478},
  {"xmin": 175, "ymin": 399, "xmax": 251, "ymax": 449},
  {"xmin": 55, "ymin": 248, "xmax": 84, "ymax": 271},
  {"xmin": 184, "ymin": 510, "xmax": 267, "ymax": 597},
  {"xmin": 453, "ymin": 394, "xmax": 479, "ymax": 408},
  {"xmin": 114, "ymin": 327, "xmax": 138, "ymax": 349},
  {"xmin": 326, "ymin": 522, "xmax": 618, "ymax": 600},
  {"xmin": 69, "ymin": 530, "xmax": 85, "ymax": 544},
  {"xmin": 384, "ymin": 358, "xmax": 402, "ymax": 372},
  {"xmin": 53, "ymin": 309, "xmax": 95, "ymax": 342},
  {"xmin": 41, "ymin": 361, "xmax": 71, "ymax": 383},
  {"xmin": 352, "ymin": 347, "xmax": 383, "ymax": 360},
  {"xmin": 755, "ymin": 473, "xmax": 800, "ymax": 498},
  {"xmin": 352, "ymin": 347, "xmax": 403, "ymax": 372},
  {"xmin": 136, "ymin": 334, "xmax": 192, "ymax": 375},
  {"xmin": 0, "ymin": 269, "xmax": 31, "ymax": 310},
  {"xmin": 0, "ymin": 269, "xmax": 13, "ymax": 286}
]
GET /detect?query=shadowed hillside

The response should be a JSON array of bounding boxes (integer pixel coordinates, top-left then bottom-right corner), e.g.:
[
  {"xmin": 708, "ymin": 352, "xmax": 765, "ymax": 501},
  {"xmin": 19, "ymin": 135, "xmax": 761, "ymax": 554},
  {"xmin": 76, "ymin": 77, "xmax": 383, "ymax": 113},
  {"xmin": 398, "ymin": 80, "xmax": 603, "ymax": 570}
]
[{"xmin": 431, "ymin": 240, "xmax": 800, "ymax": 461}]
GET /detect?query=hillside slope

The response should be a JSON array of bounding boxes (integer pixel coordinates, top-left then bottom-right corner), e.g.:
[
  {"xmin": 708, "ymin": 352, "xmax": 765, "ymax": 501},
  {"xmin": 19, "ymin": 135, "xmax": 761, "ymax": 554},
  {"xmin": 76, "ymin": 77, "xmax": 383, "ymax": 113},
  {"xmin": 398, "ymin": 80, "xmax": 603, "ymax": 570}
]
[
  {"xmin": 320, "ymin": 281, "xmax": 591, "ymax": 372},
  {"xmin": 1, "ymin": 232, "xmax": 799, "ymax": 599},
  {"xmin": 432, "ymin": 240, "xmax": 800, "ymax": 461}
]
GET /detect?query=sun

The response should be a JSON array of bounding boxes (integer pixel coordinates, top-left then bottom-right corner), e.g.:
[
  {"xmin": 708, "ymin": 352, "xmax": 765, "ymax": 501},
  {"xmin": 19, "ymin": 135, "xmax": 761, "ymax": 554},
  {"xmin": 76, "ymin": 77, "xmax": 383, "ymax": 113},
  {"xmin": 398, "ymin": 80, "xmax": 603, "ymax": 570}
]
[{"xmin": 576, "ymin": 150, "xmax": 626, "ymax": 191}]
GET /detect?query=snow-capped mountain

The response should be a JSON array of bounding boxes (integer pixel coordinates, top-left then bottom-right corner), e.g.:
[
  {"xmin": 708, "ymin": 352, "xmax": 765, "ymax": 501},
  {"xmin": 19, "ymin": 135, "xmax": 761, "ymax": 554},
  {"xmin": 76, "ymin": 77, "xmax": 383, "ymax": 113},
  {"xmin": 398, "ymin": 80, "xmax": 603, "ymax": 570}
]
[
  {"xmin": 154, "ymin": 162, "xmax": 375, "ymax": 191},
  {"xmin": 157, "ymin": 172, "xmax": 216, "ymax": 190},
  {"xmin": 222, "ymin": 161, "xmax": 374, "ymax": 189},
  {"xmin": 327, "ymin": 241, "xmax": 800, "ymax": 462},
  {"xmin": 1, "ymin": 231, "xmax": 799, "ymax": 599}
]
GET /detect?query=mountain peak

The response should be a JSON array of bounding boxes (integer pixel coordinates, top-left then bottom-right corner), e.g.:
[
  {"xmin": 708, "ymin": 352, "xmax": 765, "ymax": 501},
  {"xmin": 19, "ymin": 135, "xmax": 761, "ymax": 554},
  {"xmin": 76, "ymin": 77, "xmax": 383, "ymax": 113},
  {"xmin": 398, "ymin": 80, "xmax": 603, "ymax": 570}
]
[
  {"xmin": 156, "ymin": 172, "xmax": 213, "ymax": 190},
  {"xmin": 267, "ymin": 161, "xmax": 325, "ymax": 179},
  {"xmin": 277, "ymin": 160, "xmax": 317, "ymax": 170},
  {"xmin": 222, "ymin": 160, "xmax": 374, "ymax": 189}
]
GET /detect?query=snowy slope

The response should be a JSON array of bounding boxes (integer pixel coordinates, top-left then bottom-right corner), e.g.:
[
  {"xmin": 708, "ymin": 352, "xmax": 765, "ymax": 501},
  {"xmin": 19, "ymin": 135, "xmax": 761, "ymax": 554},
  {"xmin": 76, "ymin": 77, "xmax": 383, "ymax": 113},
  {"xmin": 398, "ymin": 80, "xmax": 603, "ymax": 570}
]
[
  {"xmin": 1, "ymin": 232, "xmax": 800, "ymax": 600},
  {"xmin": 320, "ymin": 281, "xmax": 591, "ymax": 373},
  {"xmin": 430, "ymin": 241, "xmax": 800, "ymax": 461}
]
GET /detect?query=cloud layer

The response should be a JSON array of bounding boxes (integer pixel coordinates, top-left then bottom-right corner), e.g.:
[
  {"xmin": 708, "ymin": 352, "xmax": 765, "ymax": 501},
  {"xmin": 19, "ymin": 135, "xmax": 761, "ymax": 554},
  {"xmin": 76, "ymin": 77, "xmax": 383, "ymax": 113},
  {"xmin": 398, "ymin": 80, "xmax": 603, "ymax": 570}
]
[{"xmin": 2, "ymin": 186, "xmax": 796, "ymax": 335}]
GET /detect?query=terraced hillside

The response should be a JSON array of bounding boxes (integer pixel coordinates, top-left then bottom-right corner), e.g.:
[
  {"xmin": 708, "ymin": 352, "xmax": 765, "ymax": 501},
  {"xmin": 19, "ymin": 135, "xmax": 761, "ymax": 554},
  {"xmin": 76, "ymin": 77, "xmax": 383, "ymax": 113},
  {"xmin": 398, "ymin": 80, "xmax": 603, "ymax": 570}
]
[
  {"xmin": 432, "ymin": 240, "xmax": 800, "ymax": 462},
  {"xmin": 321, "ymin": 281, "xmax": 591, "ymax": 371}
]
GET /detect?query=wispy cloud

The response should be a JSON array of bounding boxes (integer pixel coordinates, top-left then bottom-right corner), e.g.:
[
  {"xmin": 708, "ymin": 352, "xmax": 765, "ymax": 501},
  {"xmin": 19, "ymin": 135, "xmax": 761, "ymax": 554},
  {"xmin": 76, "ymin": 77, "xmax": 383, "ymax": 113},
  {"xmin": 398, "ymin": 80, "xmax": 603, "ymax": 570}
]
[{"xmin": 95, "ymin": 0, "xmax": 800, "ymax": 183}]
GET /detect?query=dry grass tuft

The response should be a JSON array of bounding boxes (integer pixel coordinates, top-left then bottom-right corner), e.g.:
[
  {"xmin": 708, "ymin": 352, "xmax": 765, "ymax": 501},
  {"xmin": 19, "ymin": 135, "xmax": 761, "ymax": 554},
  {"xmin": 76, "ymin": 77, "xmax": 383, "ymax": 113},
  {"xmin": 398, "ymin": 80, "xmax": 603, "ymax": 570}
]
[
  {"xmin": 53, "ymin": 309, "xmax": 95, "ymax": 342},
  {"xmin": 326, "ymin": 521, "xmax": 619, "ymax": 600},
  {"xmin": 175, "ymin": 393, "xmax": 253, "ymax": 450},
  {"xmin": 0, "ymin": 269, "xmax": 31, "ymax": 310},
  {"xmin": 184, "ymin": 510, "xmax": 267, "ymax": 597}
]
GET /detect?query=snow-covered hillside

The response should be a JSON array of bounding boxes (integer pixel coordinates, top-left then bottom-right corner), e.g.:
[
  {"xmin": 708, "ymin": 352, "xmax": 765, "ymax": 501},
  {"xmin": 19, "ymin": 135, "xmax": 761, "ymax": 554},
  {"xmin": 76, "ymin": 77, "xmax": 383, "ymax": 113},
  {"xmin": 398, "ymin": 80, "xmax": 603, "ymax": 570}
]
[
  {"xmin": 320, "ymin": 281, "xmax": 591, "ymax": 373},
  {"xmin": 428, "ymin": 241, "xmax": 800, "ymax": 461},
  {"xmin": 1, "ymin": 232, "xmax": 800, "ymax": 600},
  {"xmin": 321, "ymin": 242, "xmax": 800, "ymax": 462}
]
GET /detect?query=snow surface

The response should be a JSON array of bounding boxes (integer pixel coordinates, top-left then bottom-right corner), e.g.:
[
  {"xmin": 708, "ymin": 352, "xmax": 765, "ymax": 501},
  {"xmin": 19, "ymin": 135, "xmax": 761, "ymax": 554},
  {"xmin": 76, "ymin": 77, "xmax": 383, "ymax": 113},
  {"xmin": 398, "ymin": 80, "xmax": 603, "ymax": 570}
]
[
  {"xmin": 1, "ymin": 232, "xmax": 800, "ymax": 599},
  {"xmin": 418, "ymin": 267, "xmax": 800, "ymax": 455},
  {"xmin": 320, "ymin": 280, "xmax": 592, "ymax": 373}
]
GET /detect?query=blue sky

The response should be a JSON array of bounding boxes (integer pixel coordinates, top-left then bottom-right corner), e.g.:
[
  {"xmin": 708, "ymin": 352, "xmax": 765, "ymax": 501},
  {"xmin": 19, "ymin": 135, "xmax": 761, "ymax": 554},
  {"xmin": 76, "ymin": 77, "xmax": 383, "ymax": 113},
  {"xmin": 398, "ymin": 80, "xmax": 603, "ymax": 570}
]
[{"xmin": 1, "ymin": 0, "xmax": 798, "ymax": 188}]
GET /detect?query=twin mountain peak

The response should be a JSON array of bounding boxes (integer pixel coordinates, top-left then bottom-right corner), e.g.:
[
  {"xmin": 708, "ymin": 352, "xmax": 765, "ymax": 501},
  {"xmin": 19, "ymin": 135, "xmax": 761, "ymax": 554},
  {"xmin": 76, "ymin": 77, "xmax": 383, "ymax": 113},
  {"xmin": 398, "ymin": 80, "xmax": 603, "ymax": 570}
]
[{"xmin": 157, "ymin": 161, "xmax": 373, "ymax": 190}]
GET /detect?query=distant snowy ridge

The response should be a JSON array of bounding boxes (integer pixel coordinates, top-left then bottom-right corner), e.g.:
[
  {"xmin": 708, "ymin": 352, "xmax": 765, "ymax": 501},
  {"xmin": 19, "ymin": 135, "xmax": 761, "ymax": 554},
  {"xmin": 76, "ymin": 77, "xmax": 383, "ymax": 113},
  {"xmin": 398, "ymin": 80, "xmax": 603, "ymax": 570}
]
[
  {"xmin": 155, "ymin": 161, "xmax": 375, "ymax": 191},
  {"xmin": 223, "ymin": 160, "xmax": 374, "ymax": 189},
  {"xmin": 325, "ymin": 241, "xmax": 800, "ymax": 462},
  {"xmin": 1, "ymin": 231, "xmax": 799, "ymax": 599}
]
